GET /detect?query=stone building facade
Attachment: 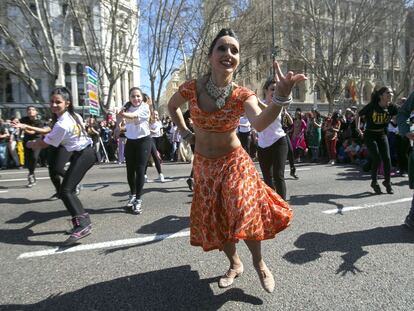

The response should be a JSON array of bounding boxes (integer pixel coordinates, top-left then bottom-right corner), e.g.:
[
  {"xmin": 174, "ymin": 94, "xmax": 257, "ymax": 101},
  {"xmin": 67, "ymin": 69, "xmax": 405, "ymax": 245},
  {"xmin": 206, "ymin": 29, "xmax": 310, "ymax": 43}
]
[{"xmin": 0, "ymin": 0, "xmax": 140, "ymax": 118}]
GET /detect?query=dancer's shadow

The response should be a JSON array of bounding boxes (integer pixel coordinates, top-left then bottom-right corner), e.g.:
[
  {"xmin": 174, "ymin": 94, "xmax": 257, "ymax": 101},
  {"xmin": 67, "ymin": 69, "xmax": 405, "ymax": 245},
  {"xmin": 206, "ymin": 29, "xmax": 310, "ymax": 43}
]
[
  {"xmin": 0, "ymin": 265, "xmax": 263, "ymax": 310},
  {"xmin": 103, "ymin": 215, "xmax": 190, "ymax": 254},
  {"xmin": 1, "ymin": 207, "xmax": 124, "ymax": 247},
  {"xmin": 289, "ymin": 192, "xmax": 373, "ymax": 214},
  {"xmin": 283, "ymin": 225, "xmax": 414, "ymax": 276}
]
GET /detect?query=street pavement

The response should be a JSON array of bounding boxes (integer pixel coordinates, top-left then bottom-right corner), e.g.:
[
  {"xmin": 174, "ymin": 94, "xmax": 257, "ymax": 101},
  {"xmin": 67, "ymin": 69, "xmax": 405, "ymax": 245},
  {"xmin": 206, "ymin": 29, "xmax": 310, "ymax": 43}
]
[{"xmin": 0, "ymin": 160, "xmax": 413, "ymax": 311}]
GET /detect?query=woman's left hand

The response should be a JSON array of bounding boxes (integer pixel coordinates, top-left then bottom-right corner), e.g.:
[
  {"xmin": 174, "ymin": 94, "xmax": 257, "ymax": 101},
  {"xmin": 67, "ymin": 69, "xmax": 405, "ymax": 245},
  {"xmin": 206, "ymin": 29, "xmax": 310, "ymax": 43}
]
[{"xmin": 273, "ymin": 61, "xmax": 307, "ymax": 97}]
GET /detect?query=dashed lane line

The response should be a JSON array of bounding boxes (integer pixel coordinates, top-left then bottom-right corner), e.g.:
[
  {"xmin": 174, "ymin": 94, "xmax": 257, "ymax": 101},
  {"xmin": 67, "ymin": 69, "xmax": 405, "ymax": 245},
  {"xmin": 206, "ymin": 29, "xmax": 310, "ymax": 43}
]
[
  {"xmin": 18, "ymin": 230, "xmax": 191, "ymax": 259},
  {"xmin": 0, "ymin": 177, "xmax": 51, "ymax": 183},
  {"xmin": 323, "ymin": 197, "xmax": 412, "ymax": 214}
]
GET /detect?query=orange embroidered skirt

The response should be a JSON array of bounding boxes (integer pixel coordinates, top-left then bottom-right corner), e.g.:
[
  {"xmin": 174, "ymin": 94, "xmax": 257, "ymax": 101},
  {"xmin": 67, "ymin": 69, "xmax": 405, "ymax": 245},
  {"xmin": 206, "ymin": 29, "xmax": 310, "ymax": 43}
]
[{"xmin": 190, "ymin": 146, "xmax": 293, "ymax": 251}]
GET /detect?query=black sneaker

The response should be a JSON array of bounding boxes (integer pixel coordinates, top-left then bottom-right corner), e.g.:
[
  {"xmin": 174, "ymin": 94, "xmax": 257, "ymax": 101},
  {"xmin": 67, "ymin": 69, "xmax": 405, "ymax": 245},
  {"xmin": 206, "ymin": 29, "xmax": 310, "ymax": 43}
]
[
  {"xmin": 63, "ymin": 213, "xmax": 92, "ymax": 245},
  {"xmin": 404, "ymin": 216, "xmax": 414, "ymax": 230},
  {"xmin": 290, "ymin": 168, "xmax": 299, "ymax": 179},
  {"xmin": 27, "ymin": 175, "xmax": 36, "ymax": 188},
  {"xmin": 186, "ymin": 178, "xmax": 193, "ymax": 191},
  {"xmin": 132, "ymin": 199, "xmax": 142, "ymax": 215},
  {"xmin": 382, "ymin": 181, "xmax": 394, "ymax": 194},
  {"xmin": 75, "ymin": 184, "xmax": 81, "ymax": 196},
  {"xmin": 371, "ymin": 182, "xmax": 382, "ymax": 194},
  {"xmin": 49, "ymin": 193, "xmax": 60, "ymax": 200}
]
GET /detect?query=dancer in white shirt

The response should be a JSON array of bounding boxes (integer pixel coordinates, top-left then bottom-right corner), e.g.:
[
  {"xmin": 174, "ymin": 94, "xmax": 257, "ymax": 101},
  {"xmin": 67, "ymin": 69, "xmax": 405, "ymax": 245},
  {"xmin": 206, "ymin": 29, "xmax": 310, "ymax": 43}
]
[{"xmin": 27, "ymin": 87, "xmax": 96, "ymax": 245}]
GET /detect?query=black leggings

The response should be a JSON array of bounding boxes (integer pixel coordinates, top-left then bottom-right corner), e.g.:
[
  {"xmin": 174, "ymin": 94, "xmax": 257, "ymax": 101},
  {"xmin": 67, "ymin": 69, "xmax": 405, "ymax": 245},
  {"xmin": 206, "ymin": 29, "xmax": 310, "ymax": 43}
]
[
  {"xmin": 60, "ymin": 146, "xmax": 96, "ymax": 216},
  {"xmin": 364, "ymin": 131, "xmax": 391, "ymax": 184},
  {"xmin": 125, "ymin": 136, "xmax": 152, "ymax": 199},
  {"xmin": 145, "ymin": 138, "xmax": 162, "ymax": 175},
  {"xmin": 47, "ymin": 145, "xmax": 72, "ymax": 193},
  {"xmin": 238, "ymin": 132, "xmax": 251, "ymax": 154},
  {"xmin": 24, "ymin": 144, "xmax": 40, "ymax": 175},
  {"xmin": 257, "ymin": 137, "xmax": 289, "ymax": 200},
  {"xmin": 286, "ymin": 135, "xmax": 295, "ymax": 170}
]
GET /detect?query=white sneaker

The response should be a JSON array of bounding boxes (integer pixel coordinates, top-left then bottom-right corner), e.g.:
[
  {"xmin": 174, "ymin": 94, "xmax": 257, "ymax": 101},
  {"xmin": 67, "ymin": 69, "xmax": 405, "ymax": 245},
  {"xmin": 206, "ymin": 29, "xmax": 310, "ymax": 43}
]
[
  {"xmin": 132, "ymin": 199, "xmax": 142, "ymax": 214},
  {"xmin": 159, "ymin": 173, "xmax": 165, "ymax": 182},
  {"xmin": 127, "ymin": 194, "xmax": 136, "ymax": 207}
]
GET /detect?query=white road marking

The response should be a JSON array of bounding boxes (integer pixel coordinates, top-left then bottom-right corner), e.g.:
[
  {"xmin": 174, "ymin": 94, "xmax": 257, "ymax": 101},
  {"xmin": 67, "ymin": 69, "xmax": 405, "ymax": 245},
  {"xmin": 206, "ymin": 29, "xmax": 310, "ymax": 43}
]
[
  {"xmin": 18, "ymin": 230, "xmax": 190, "ymax": 259},
  {"xmin": 0, "ymin": 169, "xmax": 49, "ymax": 175},
  {"xmin": 323, "ymin": 197, "xmax": 412, "ymax": 214},
  {"xmin": 0, "ymin": 177, "xmax": 51, "ymax": 183},
  {"xmin": 0, "ymin": 190, "xmax": 8, "ymax": 193}
]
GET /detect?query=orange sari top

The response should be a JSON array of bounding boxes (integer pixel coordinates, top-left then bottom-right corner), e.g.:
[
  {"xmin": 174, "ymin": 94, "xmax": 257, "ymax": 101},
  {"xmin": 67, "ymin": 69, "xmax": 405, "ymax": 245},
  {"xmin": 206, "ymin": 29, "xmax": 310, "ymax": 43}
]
[{"xmin": 178, "ymin": 80, "xmax": 256, "ymax": 133}]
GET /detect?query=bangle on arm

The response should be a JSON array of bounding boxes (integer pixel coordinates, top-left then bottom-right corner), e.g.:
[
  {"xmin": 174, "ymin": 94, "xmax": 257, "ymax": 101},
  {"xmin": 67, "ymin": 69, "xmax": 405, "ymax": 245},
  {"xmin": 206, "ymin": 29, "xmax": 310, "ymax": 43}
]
[
  {"xmin": 182, "ymin": 130, "xmax": 194, "ymax": 142},
  {"xmin": 272, "ymin": 94, "xmax": 292, "ymax": 107}
]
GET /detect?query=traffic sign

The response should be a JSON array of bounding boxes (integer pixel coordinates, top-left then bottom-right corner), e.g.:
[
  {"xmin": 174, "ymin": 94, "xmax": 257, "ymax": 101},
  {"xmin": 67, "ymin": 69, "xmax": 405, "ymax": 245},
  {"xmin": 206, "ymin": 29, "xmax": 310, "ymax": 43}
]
[{"xmin": 85, "ymin": 66, "xmax": 100, "ymax": 116}]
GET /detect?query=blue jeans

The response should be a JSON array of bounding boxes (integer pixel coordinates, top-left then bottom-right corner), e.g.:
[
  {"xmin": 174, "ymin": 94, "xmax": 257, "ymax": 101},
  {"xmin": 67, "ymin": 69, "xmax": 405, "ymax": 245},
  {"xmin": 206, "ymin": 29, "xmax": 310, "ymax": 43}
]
[{"xmin": 0, "ymin": 142, "xmax": 8, "ymax": 168}]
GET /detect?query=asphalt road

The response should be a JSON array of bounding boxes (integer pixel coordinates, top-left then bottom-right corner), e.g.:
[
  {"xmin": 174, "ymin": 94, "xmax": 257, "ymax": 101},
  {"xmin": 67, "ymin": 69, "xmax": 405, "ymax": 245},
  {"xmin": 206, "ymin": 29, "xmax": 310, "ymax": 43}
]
[{"xmin": 0, "ymin": 160, "xmax": 413, "ymax": 311}]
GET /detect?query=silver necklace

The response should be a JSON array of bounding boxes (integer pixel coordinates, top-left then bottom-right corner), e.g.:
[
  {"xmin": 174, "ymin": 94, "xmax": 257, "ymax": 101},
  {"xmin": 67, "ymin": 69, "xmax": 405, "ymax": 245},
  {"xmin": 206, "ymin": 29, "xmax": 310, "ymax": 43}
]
[{"xmin": 205, "ymin": 75, "xmax": 232, "ymax": 109}]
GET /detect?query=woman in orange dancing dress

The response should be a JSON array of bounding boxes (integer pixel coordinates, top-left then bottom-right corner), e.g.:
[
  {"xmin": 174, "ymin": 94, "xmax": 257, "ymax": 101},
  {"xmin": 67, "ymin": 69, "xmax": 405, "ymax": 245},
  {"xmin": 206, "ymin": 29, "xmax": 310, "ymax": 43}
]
[{"xmin": 167, "ymin": 28, "xmax": 306, "ymax": 293}]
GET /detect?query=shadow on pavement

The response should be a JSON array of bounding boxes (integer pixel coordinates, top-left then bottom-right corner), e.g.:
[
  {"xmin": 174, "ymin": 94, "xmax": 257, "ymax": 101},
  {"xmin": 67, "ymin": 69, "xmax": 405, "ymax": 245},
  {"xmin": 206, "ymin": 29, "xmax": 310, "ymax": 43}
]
[
  {"xmin": 1, "ymin": 207, "xmax": 125, "ymax": 247},
  {"xmin": 0, "ymin": 265, "xmax": 263, "ymax": 310},
  {"xmin": 289, "ymin": 192, "xmax": 373, "ymax": 214},
  {"xmin": 283, "ymin": 225, "xmax": 414, "ymax": 276},
  {"xmin": 103, "ymin": 215, "xmax": 190, "ymax": 254}
]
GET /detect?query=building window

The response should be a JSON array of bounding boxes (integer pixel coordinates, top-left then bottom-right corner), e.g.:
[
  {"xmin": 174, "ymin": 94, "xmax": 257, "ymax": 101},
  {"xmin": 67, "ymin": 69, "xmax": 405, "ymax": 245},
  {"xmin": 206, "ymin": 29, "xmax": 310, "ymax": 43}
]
[
  {"xmin": 293, "ymin": 85, "xmax": 300, "ymax": 100},
  {"xmin": 73, "ymin": 24, "xmax": 82, "ymax": 46},
  {"xmin": 374, "ymin": 51, "xmax": 380, "ymax": 65},
  {"xmin": 62, "ymin": 3, "xmax": 68, "ymax": 16},
  {"xmin": 29, "ymin": 3, "xmax": 37, "ymax": 14},
  {"xmin": 35, "ymin": 79, "xmax": 42, "ymax": 98},
  {"xmin": 77, "ymin": 63, "xmax": 85, "ymax": 106},
  {"xmin": 363, "ymin": 50, "xmax": 370, "ymax": 64},
  {"xmin": 315, "ymin": 85, "xmax": 321, "ymax": 100}
]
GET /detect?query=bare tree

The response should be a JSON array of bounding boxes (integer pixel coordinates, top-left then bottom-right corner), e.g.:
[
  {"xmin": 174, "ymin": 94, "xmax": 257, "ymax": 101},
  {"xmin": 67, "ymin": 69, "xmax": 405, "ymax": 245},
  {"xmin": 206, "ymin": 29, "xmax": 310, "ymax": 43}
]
[
  {"xmin": 68, "ymin": 0, "xmax": 139, "ymax": 111},
  {"xmin": 0, "ymin": 0, "xmax": 61, "ymax": 103},
  {"xmin": 140, "ymin": 0, "xmax": 193, "ymax": 110},
  {"xmin": 282, "ymin": 0, "xmax": 407, "ymax": 112}
]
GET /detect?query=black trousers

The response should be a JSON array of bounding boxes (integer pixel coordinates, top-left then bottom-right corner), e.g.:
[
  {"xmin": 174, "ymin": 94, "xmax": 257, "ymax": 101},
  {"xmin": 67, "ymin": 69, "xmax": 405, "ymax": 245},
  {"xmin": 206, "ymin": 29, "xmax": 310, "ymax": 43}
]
[
  {"xmin": 364, "ymin": 131, "xmax": 391, "ymax": 184},
  {"xmin": 257, "ymin": 137, "xmax": 289, "ymax": 200},
  {"xmin": 286, "ymin": 135, "xmax": 295, "ymax": 170},
  {"xmin": 145, "ymin": 139, "xmax": 162, "ymax": 175},
  {"xmin": 125, "ymin": 136, "xmax": 152, "ymax": 199},
  {"xmin": 396, "ymin": 134, "xmax": 410, "ymax": 173},
  {"xmin": 238, "ymin": 132, "xmax": 251, "ymax": 154},
  {"xmin": 24, "ymin": 143, "xmax": 40, "ymax": 175},
  {"xmin": 60, "ymin": 146, "xmax": 96, "ymax": 216},
  {"xmin": 47, "ymin": 145, "xmax": 72, "ymax": 193}
]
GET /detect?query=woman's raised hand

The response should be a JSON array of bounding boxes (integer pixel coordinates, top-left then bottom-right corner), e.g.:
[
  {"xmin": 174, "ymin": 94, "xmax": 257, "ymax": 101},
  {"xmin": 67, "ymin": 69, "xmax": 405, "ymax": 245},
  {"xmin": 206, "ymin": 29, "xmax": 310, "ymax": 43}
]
[{"xmin": 273, "ymin": 61, "xmax": 307, "ymax": 97}]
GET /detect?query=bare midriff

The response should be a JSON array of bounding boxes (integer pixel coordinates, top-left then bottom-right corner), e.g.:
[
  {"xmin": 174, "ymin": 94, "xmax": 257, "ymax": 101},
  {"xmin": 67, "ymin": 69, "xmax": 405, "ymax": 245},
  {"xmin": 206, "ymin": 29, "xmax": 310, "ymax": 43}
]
[{"xmin": 194, "ymin": 127, "xmax": 241, "ymax": 158}]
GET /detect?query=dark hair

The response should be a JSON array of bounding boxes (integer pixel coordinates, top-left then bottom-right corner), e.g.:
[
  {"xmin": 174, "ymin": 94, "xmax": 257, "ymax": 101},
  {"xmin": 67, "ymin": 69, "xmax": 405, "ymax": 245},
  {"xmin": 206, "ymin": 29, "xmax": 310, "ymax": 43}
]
[
  {"xmin": 208, "ymin": 28, "xmax": 239, "ymax": 56},
  {"xmin": 262, "ymin": 77, "xmax": 276, "ymax": 98},
  {"xmin": 50, "ymin": 87, "xmax": 85, "ymax": 134},
  {"xmin": 123, "ymin": 87, "xmax": 144, "ymax": 111},
  {"xmin": 26, "ymin": 105, "xmax": 37, "ymax": 111},
  {"xmin": 369, "ymin": 86, "xmax": 392, "ymax": 106}
]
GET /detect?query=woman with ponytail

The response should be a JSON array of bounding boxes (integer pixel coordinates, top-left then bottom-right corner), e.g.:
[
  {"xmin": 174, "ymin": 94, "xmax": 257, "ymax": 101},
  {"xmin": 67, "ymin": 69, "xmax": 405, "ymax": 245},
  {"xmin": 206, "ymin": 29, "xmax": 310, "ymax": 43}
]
[
  {"xmin": 118, "ymin": 87, "xmax": 152, "ymax": 214},
  {"xmin": 26, "ymin": 87, "xmax": 96, "ymax": 245},
  {"xmin": 357, "ymin": 86, "xmax": 398, "ymax": 194}
]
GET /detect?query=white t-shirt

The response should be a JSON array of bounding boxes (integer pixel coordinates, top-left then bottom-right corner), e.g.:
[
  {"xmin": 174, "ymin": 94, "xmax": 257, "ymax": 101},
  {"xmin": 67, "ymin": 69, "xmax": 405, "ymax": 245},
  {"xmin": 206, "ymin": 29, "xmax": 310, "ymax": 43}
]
[
  {"xmin": 124, "ymin": 103, "xmax": 150, "ymax": 139},
  {"xmin": 150, "ymin": 120, "xmax": 163, "ymax": 138},
  {"xmin": 257, "ymin": 114, "xmax": 286, "ymax": 148},
  {"xmin": 238, "ymin": 116, "xmax": 251, "ymax": 133},
  {"xmin": 44, "ymin": 112, "xmax": 92, "ymax": 152}
]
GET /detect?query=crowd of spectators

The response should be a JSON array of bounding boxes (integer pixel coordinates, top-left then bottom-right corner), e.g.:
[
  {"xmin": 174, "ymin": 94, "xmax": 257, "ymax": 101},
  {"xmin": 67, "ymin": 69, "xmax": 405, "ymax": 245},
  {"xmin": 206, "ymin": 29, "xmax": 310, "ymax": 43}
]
[{"xmin": 0, "ymin": 112, "xmax": 194, "ymax": 170}]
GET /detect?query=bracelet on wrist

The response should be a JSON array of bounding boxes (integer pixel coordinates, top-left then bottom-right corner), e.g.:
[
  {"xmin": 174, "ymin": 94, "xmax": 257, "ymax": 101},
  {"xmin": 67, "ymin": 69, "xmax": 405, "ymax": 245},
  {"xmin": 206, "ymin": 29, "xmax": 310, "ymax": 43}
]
[
  {"xmin": 272, "ymin": 94, "xmax": 292, "ymax": 107},
  {"xmin": 182, "ymin": 131, "xmax": 193, "ymax": 140}
]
